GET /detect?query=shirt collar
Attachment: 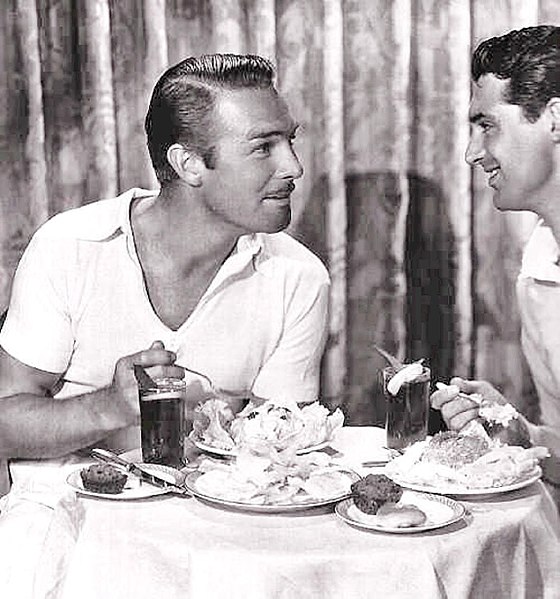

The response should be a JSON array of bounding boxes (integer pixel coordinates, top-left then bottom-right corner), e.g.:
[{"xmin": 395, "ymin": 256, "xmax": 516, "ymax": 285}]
[
  {"xmin": 74, "ymin": 187, "xmax": 266, "ymax": 272},
  {"xmin": 519, "ymin": 219, "xmax": 560, "ymax": 283},
  {"xmin": 75, "ymin": 188, "xmax": 264, "ymax": 254},
  {"xmin": 234, "ymin": 232, "xmax": 265, "ymax": 258},
  {"xmin": 72, "ymin": 188, "xmax": 157, "ymax": 241},
  {"xmin": 204, "ymin": 234, "xmax": 267, "ymax": 298}
]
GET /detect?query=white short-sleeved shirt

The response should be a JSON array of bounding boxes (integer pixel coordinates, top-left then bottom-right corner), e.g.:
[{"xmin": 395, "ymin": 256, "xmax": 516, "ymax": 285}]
[
  {"xmin": 517, "ymin": 219, "xmax": 560, "ymax": 486},
  {"xmin": 0, "ymin": 188, "xmax": 330, "ymax": 450}
]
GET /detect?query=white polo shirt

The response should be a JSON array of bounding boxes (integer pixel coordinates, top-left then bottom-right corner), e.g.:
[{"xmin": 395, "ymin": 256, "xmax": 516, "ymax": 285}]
[
  {"xmin": 0, "ymin": 188, "xmax": 330, "ymax": 451},
  {"xmin": 517, "ymin": 219, "xmax": 560, "ymax": 487}
]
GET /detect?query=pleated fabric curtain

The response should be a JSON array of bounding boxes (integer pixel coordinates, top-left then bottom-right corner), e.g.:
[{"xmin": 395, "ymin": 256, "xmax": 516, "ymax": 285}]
[{"xmin": 2, "ymin": 0, "xmax": 560, "ymax": 424}]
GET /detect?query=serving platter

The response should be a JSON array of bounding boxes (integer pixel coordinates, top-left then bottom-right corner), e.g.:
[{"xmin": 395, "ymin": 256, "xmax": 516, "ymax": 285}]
[
  {"xmin": 66, "ymin": 463, "xmax": 183, "ymax": 500},
  {"xmin": 335, "ymin": 491, "xmax": 466, "ymax": 533},
  {"xmin": 189, "ymin": 436, "xmax": 331, "ymax": 458},
  {"xmin": 386, "ymin": 466, "xmax": 542, "ymax": 498},
  {"xmin": 183, "ymin": 469, "xmax": 359, "ymax": 513}
]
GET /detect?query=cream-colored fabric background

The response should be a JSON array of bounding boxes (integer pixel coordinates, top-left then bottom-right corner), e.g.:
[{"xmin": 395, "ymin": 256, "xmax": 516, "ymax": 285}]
[{"xmin": 1, "ymin": 1, "xmax": 560, "ymax": 424}]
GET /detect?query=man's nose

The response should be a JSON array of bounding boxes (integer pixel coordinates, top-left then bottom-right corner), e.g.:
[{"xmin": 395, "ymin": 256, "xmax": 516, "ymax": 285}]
[
  {"xmin": 465, "ymin": 133, "xmax": 485, "ymax": 166},
  {"xmin": 278, "ymin": 143, "xmax": 304, "ymax": 180}
]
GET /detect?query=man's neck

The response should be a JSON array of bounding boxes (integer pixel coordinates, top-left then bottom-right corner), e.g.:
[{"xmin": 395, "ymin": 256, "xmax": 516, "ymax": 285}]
[
  {"xmin": 131, "ymin": 185, "xmax": 241, "ymax": 272},
  {"xmin": 537, "ymin": 178, "xmax": 560, "ymax": 245}
]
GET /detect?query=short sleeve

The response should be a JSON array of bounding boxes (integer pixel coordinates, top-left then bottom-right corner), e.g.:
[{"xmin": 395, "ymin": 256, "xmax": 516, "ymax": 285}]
[
  {"xmin": 252, "ymin": 269, "xmax": 329, "ymax": 403},
  {"xmin": 0, "ymin": 230, "xmax": 73, "ymax": 373}
]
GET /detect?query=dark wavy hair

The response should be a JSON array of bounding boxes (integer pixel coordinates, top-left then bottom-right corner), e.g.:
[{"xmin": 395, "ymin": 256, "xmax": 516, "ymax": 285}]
[
  {"xmin": 471, "ymin": 25, "xmax": 560, "ymax": 123},
  {"xmin": 145, "ymin": 54, "xmax": 275, "ymax": 184}
]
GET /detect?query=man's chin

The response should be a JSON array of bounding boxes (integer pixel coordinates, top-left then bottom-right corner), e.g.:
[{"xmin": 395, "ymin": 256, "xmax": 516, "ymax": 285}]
[
  {"xmin": 491, "ymin": 190, "xmax": 507, "ymax": 211},
  {"xmin": 265, "ymin": 219, "xmax": 291, "ymax": 234},
  {"xmin": 262, "ymin": 208, "xmax": 291, "ymax": 233},
  {"xmin": 491, "ymin": 190, "xmax": 525, "ymax": 212}
]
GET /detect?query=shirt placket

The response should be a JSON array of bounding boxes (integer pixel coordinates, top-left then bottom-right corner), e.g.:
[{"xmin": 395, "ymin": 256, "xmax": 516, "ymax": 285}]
[
  {"xmin": 165, "ymin": 247, "xmax": 262, "ymax": 354},
  {"xmin": 125, "ymin": 223, "xmax": 263, "ymax": 350}
]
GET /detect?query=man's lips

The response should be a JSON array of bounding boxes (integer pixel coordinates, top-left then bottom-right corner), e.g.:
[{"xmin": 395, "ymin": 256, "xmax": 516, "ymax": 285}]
[
  {"xmin": 485, "ymin": 167, "xmax": 500, "ymax": 187},
  {"xmin": 263, "ymin": 182, "xmax": 296, "ymax": 199}
]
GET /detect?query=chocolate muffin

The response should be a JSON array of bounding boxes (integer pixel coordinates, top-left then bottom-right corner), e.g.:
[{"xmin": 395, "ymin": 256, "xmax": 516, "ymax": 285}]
[
  {"xmin": 350, "ymin": 474, "xmax": 403, "ymax": 515},
  {"xmin": 80, "ymin": 464, "xmax": 128, "ymax": 494}
]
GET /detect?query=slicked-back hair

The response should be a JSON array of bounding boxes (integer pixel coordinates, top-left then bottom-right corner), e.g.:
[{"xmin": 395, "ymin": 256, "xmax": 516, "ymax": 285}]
[
  {"xmin": 145, "ymin": 54, "xmax": 276, "ymax": 184},
  {"xmin": 472, "ymin": 25, "xmax": 560, "ymax": 123}
]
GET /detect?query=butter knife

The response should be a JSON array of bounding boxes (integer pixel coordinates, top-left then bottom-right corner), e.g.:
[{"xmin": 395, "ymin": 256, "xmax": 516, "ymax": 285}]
[{"xmin": 91, "ymin": 448, "xmax": 189, "ymax": 494}]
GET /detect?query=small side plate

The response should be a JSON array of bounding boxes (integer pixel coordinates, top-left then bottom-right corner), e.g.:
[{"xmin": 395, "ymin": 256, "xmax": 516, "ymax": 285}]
[
  {"xmin": 67, "ymin": 463, "xmax": 182, "ymax": 500},
  {"xmin": 335, "ymin": 490, "xmax": 466, "ymax": 533}
]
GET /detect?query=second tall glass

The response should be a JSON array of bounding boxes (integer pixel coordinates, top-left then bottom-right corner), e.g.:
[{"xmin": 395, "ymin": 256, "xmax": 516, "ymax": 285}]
[{"xmin": 382, "ymin": 365, "xmax": 430, "ymax": 450}]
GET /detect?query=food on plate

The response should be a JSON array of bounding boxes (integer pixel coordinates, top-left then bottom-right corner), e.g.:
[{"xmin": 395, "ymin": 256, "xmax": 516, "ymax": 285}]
[
  {"xmin": 436, "ymin": 383, "xmax": 531, "ymax": 448},
  {"xmin": 480, "ymin": 412, "xmax": 533, "ymax": 448},
  {"xmin": 193, "ymin": 447, "xmax": 356, "ymax": 505},
  {"xmin": 230, "ymin": 401, "xmax": 304, "ymax": 449},
  {"xmin": 231, "ymin": 400, "xmax": 344, "ymax": 450},
  {"xmin": 80, "ymin": 464, "xmax": 128, "ymax": 494},
  {"xmin": 193, "ymin": 398, "xmax": 344, "ymax": 452},
  {"xmin": 349, "ymin": 475, "xmax": 428, "ymax": 528},
  {"xmin": 375, "ymin": 503, "xmax": 427, "ymax": 528},
  {"xmin": 479, "ymin": 401, "xmax": 518, "ymax": 426},
  {"xmin": 192, "ymin": 398, "xmax": 236, "ymax": 450},
  {"xmin": 385, "ymin": 429, "xmax": 549, "ymax": 490},
  {"xmin": 420, "ymin": 431, "xmax": 490, "ymax": 468},
  {"xmin": 460, "ymin": 392, "xmax": 532, "ymax": 447},
  {"xmin": 350, "ymin": 474, "xmax": 404, "ymax": 515}
]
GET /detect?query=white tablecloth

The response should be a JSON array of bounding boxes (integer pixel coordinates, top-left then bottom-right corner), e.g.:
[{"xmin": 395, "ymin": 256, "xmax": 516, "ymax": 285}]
[{"xmin": 2, "ymin": 427, "xmax": 560, "ymax": 599}]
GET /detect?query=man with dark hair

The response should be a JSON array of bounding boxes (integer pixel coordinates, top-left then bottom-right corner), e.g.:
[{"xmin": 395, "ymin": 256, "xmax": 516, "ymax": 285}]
[
  {"xmin": 145, "ymin": 54, "xmax": 277, "ymax": 179},
  {"xmin": 431, "ymin": 26, "xmax": 560, "ymax": 502},
  {"xmin": 0, "ymin": 54, "xmax": 329, "ymax": 493}
]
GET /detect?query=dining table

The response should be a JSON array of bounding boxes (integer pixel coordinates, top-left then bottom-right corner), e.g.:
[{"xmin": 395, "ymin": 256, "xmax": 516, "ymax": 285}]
[{"xmin": 1, "ymin": 426, "xmax": 559, "ymax": 599}]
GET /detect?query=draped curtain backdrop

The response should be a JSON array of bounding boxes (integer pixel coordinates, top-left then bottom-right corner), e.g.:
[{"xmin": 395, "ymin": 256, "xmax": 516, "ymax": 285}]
[{"xmin": 2, "ymin": 0, "xmax": 560, "ymax": 425}]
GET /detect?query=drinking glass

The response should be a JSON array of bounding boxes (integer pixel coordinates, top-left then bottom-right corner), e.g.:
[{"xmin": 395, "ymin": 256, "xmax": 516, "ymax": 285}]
[
  {"xmin": 382, "ymin": 365, "xmax": 430, "ymax": 450},
  {"xmin": 139, "ymin": 378, "xmax": 187, "ymax": 468}
]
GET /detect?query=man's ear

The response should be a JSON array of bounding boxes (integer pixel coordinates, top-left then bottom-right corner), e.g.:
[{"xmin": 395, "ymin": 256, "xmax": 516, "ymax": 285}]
[
  {"xmin": 166, "ymin": 143, "xmax": 204, "ymax": 187},
  {"xmin": 547, "ymin": 98, "xmax": 560, "ymax": 143}
]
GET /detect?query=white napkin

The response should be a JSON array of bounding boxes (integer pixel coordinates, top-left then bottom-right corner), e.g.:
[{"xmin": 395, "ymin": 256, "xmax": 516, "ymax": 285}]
[{"xmin": 0, "ymin": 480, "xmax": 84, "ymax": 599}]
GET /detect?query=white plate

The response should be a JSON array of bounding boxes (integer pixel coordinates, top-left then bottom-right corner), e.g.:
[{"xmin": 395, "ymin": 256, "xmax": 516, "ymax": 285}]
[
  {"xmin": 183, "ymin": 469, "xmax": 360, "ymax": 513},
  {"xmin": 386, "ymin": 467, "xmax": 542, "ymax": 498},
  {"xmin": 66, "ymin": 463, "xmax": 183, "ymax": 500},
  {"xmin": 335, "ymin": 491, "xmax": 466, "ymax": 533},
  {"xmin": 190, "ymin": 436, "xmax": 331, "ymax": 457}
]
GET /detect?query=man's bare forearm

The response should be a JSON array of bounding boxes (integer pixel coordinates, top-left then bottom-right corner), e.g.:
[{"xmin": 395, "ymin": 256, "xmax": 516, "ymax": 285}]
[{"xmin": 0, "ymin": 387, "xmax": 135, "ymax": 458}]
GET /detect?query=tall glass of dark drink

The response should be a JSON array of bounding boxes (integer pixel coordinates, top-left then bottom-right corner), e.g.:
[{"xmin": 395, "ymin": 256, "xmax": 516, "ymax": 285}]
[
  {"xmin": 382, "ymin": 365, "xmax": 430, "ymax": 450},
  {"xmin": 140, "ymin": 378, "xmax": 186, "ymax": 468}
]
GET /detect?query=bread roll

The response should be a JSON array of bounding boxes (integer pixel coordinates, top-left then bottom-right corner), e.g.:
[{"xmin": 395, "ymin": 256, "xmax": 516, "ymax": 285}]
[{"xmin": 375, "ymin": 503, "xmax": 427, "ymax": 528}]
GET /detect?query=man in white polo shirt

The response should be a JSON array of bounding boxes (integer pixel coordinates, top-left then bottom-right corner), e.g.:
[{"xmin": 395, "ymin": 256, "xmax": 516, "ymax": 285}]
[
  {"xmin": 0, "ymin": 54, "xmax": 329, "ymax": 493},
  {"xmin": 430, "ymin": 26, "xmax": 560, "ymax": 505}
]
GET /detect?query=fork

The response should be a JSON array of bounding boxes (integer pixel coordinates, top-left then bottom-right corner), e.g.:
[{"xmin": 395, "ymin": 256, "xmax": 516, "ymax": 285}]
[
  {"xmin": 382, "ymin": 446, "xmax": 404, "ymax": 457},
  {"xmin": 435, "ymin": 382, "xmax": 483, "ymax": 405},
  {"xmin": 135, "ymin": 362, "xmax": 250, "ymax": 400},
  {"xmin": 360, "ymin": 447, "xmax": 403, "ymax": 468},
  {"xmin": 178, "ymin": 364, "xmax": 252, "ymax": 401}
]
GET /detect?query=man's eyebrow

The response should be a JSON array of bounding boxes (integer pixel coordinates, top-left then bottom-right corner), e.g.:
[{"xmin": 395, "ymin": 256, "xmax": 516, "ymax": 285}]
[{"xmin": 247, "ymin": 123, "xmax": 300, "ymax": 140}]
